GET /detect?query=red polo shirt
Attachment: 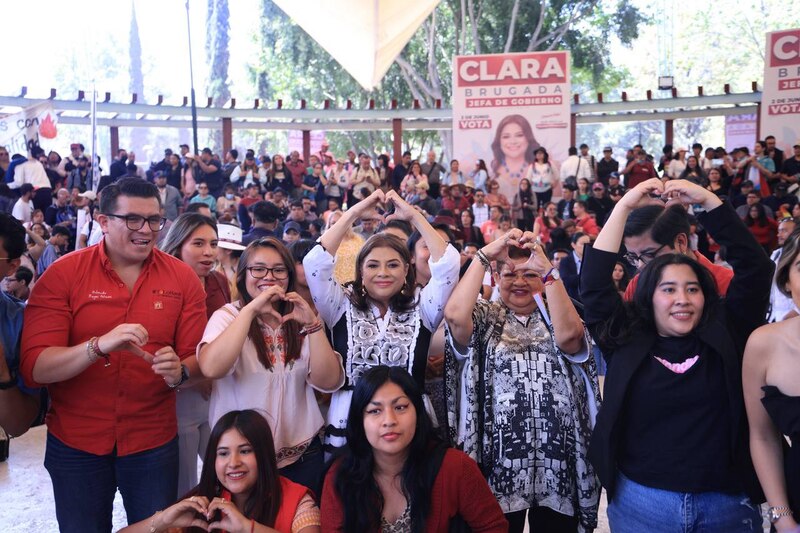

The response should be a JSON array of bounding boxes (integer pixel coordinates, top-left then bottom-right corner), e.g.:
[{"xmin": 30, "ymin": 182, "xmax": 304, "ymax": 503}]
[
  {"xmin": 286, "ymin": 160, "xmax": 306, "ymax": 188},
  {"xmin": 625, "ymin": 161, "xmax": 657, "ymax": 189},
  {"xmin": 20, "ymin": 241, "xmax": 207, "ymax": 456}
]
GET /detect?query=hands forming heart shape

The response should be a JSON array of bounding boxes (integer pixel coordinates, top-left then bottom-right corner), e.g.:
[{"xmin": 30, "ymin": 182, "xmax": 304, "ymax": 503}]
[
  {"xmin": 356, "ymin": 189, "xmax": 420, "ymax": 225},
  {"xmin": 621, "ymin": 178, "xmax": 715, "ymax": 211},
  {"xmin": 249, "ymin": 285, "xmax": 318, "ymax": 327}
]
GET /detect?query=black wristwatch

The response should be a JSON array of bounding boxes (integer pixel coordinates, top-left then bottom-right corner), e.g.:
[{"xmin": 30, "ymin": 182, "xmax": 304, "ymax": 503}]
[
  {"xmin": 0, "ymin": 370, "xmax": 17, "ymax": 390},
  {"xmin": 168, "ymin": 364, "xmax": 190, "ymax": 389}
]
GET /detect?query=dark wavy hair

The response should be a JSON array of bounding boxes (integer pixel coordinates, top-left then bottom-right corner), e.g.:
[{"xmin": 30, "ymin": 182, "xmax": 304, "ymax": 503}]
[
  {"xmin": 597, "ymin": 253, "xmax": 719, "ymax": 347},
  {"xmin": 236, "ymin": 237, "xmax": 302, "ymax": 367},
  {"xmin": 332, "ymin": 366, "xmax": 443, "ymax": 533},
  {"xmin": 744, "ymin": 202, "xmax": 769, "ymax": 228},
  {"xmin": 776, "ymin": 226, "xmax": 800, "ymax": 297},
  {"xmin": 346, "ymin": 233, "xmax": 417, "ymax": 312},
  {"xmin": 0, "ymin": 213, "xmax": 27, "ymax": 260},
  {"xmin": 187, "ymin": 410, "xmax": 281, "ymax": 531},
  {"xmin": 490, "ymin": 114, "xmax": 540, "ymax": 175}
]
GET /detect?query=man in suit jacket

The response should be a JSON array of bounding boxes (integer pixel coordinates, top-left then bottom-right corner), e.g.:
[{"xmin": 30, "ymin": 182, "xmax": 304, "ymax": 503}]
[
  {"xmin": 559, "ymin": 232, "xmax": 591, "ymax": 304},
  {"xmin": 557, "ymin": 183, "xmax": 578, "ymax": 220},
  {"xmin": 154, "ymin": 171, "xmax": 182, "ymax": 221}
]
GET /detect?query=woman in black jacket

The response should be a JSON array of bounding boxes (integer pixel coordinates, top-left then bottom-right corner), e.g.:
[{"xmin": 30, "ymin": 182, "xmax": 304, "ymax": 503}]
[{"xmin": 580, "ymin": 178, "xmax": 772, "ymax": 533}]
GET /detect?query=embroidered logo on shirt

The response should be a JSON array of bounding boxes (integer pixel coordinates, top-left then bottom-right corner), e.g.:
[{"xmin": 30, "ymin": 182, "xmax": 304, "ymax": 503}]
[
  {"xmin": 151, "ymin": 289, "xmax": 182, "ymax": 300},
  {"xmin": 154, "ymin": 301, "xmax": 163, "ymax": 310},
  {"xmin": 653, "ymin": 355, "xmax": 699, "ymax": 374},
  {"xmin": 88, "ymin": 290, "xmax": 112, "ymax": 300}
]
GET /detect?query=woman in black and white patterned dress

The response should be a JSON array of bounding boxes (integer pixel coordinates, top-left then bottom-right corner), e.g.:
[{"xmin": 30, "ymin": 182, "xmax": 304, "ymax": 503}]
[
  {"xmin": 444, "ymin": 229, "xmax": 601, "ymax": 533},
  {"xmin": 303, "ymin": 189, "xmax": 460, "ymax": 454}
]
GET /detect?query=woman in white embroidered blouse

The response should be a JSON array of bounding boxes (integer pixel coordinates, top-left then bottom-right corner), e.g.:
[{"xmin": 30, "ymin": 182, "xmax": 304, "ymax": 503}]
[
  {"xmin": 197, "ymin": 236, "xmax": 344, "ymax": 497},
  {"xmin": 303, "ymin": 189, "xmax": 460, "ymax": 453}
]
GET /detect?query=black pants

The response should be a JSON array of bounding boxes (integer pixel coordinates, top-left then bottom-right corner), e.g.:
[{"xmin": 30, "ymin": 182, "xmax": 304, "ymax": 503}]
[{"xmin": 506, "ymin": 506, "xmax": 582, "ymax": 533}]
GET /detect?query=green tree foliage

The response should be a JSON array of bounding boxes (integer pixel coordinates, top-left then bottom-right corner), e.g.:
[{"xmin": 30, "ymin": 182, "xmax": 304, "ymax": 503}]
[{"xmin": 250, "ymin": 0, "xmax": 645, "ymax": 158}]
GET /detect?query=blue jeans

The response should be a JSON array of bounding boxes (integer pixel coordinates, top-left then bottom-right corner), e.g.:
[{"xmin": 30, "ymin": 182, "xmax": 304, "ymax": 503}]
[
  {"xmin": 592, "ymin": 343, "xmax": 607, "ymax": 375},
  {"xmin": 608, "ymin": 472, "xmax": 763, "ymax": 533},
  {"xmin": 44, "ymin": 432, "xmax": 179, "ymax": 533}
]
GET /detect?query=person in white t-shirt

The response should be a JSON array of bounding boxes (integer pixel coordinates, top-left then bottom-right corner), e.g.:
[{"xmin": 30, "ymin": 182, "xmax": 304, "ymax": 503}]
[
  {"xmin": 11, "ymin": 184, "xmax": 34, "ymax": 223},
  {"xmin": 560, "ymin": 146, "xmax": 593, "ymax": 183}
]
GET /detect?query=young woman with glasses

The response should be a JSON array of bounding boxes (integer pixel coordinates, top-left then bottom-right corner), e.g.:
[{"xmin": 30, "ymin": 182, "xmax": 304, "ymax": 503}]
[{"xmin": 197, "ymin": 236, "xmax": 344, "ymax": 497}]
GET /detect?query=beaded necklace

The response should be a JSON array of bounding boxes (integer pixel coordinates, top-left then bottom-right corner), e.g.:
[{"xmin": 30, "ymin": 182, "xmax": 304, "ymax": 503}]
[{"xmin": 503, "ymin": 161, "xmax": 529, "ymax": 179}]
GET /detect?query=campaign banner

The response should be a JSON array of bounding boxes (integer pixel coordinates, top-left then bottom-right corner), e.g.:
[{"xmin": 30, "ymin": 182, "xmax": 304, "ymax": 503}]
[
  {"xmin": 0, "ymin": 102, "xmax": 58, "ymax": 156},
  {"xmin": 452, "ymin": 51, "xmax": 571, "ymax": 201},
  {"xmin": 761, "ymin": 28, "xmax": 800, "ymax": 154},
  {"xmin": 725, "ymin": 113, "xmax": 757, "ymax": 152}
]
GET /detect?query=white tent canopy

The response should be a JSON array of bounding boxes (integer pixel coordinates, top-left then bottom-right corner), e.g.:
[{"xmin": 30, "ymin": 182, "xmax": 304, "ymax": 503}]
[{"xmin": 273, "ymin": 0, "xmax": 441, "ymax": 90}]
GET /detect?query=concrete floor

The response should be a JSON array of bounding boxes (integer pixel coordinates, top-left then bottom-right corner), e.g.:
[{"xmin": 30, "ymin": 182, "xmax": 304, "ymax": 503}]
[{"xmin": 1, "ymin": 425, "xmax": 611, "ymax": 532}]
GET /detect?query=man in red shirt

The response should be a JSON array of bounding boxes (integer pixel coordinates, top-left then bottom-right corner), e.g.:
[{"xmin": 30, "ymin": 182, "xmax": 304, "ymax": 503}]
[
  {"xmin": 573, "ymin": 200, "xmax": 599, "ymax": 237},
  {"xmin": 611, "ymin": 178, "xmax": 734, "ymax": 301},
  {"xmin": 623, "ymin": 146, "xmax": 658, "ymax": 189},
  {"xmin": 20, "ymin": 178, "xmax": 207, "ymax": 532},
  {"xmin": 440, "ymin": 183, "xmax": 470, "ymax": 216},
  {"xmin": 286, "ymin": 150, "xmax": 306, "ymax": 196}
]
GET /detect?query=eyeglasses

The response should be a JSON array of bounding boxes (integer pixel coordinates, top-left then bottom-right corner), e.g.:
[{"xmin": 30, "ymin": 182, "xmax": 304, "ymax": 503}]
[
  {"xmin": 246, "ymin": 265, "xmax": 289, "ymax": 280},
  {"xmin": 105, "ymin": 213, "xmax": 167, "ymax": 231},
  {"xmin": 624, "ymin": 243, "xmax": 667, "ymax": 265},
  {"xmin": 499, "ymin": 271, "xmax": 540, "ymax": 283}
]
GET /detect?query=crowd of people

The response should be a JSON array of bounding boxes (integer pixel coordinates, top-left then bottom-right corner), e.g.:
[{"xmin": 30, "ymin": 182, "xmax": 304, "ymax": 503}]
[{"xmin": 0, "ymin": 131, "xmax": 799, "ymax": 533}]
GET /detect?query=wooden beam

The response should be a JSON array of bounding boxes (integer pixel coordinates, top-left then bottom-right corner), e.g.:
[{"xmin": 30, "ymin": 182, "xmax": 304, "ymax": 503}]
[
  {"xmin": 302, "ymin": 130, "xmax": 311, "ymax": 163},
  {"xmin": 570, "ymin": 113, "xmax": 576, "ymax": 146},
  {"xmin": 110, "ymin": 126, "xmax": 120, "ymax": 158},
  {"xmin": 222, "ymin": 117, "xmax": 233, "ymax": 155},
  {"xmin": 756, "ymin": 102, "xmax": 761, "ymax": 140},
  {"xmin": 665, "ymin": 119, "xmax": 674, "ymax": 147},
  {"xmin": 392, "ymin": 118, "xmax": 403, "ymax": 166}
]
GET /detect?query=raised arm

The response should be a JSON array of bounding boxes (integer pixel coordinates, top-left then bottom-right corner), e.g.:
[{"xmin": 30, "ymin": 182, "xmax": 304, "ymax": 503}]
[
  {"xmin": 198, "ymin": 287, "xmax": 283, "ymax": 379},
  {"xmin": 445, "ymin": 229, "xmax": 521, "ymax": 348},
  {"xmin": 593, "ymin": 178, "xmax": 666, "ymax": 253},
  {"xmin": 25, "ymin": 227, "xmax": 46, "ymax": 261},
  {"xmin": 319, "ymin": 189, "xmax": 384, "ymax": 256},
  {"xmin": 665, "ymin": 179, "xmax": 771, "ymax": 333},
  {"xmin": 385, "ymin": 189, "xmax": 446, "ymax": 261},
  {"xmin": 581, "ymin": 179, "xmax": 666, "ymax": 347},
  {"xmin": 516, "ymin": 234, "xmax": 585, "ymax": 354}
]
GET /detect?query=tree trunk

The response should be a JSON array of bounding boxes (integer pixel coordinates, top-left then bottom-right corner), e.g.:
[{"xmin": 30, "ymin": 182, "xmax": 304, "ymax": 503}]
[
  {"xmin": 206, "ymin": 0, "xmax": 231, "ymax": 151},
  {"xmin": 128, "ymin": 1, "xmax": 148, "ymax": 157}
]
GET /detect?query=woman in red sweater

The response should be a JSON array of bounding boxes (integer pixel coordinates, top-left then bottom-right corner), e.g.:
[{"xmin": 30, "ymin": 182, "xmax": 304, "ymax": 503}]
[
  {"xmin": 121, "ymin": 410, "xmax": 320, "ymax": 533},
  {"xmin": 321, "ymin": 366, "xmax": 507, "ymax": 532},
  {"xmin": 743, "ymin": 203, "xmax": 778, "ymax": 253}
]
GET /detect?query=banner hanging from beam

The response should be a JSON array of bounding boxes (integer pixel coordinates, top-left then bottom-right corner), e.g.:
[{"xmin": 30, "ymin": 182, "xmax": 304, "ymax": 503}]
[
  {"xmin": 452, "ymin": 51, "xmax": 571, "ymax": 202},
  {"xmin": 761, "ymin": 28, "xmax": 800, "ymax": 154},
  {"xmin": 0, "ymin": 102, "xmax": 58, "ymax": 155},
  {"xmin": 272, "ymin": 0, "xmax": 440, "ymax": 90}
]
